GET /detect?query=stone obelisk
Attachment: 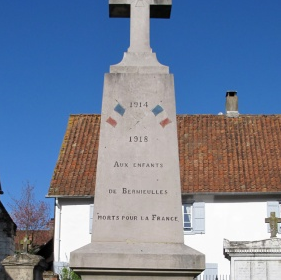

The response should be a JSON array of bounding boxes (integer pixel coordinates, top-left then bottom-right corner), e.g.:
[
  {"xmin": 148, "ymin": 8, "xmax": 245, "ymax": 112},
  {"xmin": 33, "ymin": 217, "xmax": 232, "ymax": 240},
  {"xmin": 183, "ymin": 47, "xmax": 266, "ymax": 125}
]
[{"xmin": 70, "ymin": 1, "xmax": 205, "ymax": 279}]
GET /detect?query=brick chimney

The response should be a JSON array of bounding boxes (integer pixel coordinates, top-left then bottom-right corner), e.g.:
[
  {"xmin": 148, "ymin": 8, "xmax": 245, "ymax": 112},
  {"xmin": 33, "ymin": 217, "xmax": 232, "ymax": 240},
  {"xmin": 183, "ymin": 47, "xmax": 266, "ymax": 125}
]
[{"xmin": 225, "ymin": 91, "xmax": 239, "ymax": 117}]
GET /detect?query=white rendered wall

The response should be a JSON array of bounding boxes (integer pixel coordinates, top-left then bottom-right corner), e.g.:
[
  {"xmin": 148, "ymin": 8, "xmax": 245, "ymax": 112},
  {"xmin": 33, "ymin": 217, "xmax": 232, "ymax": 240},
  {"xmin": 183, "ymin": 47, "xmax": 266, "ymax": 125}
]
[
  {"xmin": 53, "ymin": 199, "xmax": 276, "ymax": 275},
  {"xmin": 184, "ymin": 202, "xmax": 270, "ymax": 275},
  {"xmin": 53, "ymin": 198, "xmax": 93, "ymax": 271}
]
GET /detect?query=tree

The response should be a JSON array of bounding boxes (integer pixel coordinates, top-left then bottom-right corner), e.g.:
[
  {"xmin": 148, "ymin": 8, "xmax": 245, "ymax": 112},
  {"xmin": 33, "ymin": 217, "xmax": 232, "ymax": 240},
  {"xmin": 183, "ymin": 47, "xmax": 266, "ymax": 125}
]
[{"xmin": 9, "ymin": 182, "xmax": 51, "ymax": 252}]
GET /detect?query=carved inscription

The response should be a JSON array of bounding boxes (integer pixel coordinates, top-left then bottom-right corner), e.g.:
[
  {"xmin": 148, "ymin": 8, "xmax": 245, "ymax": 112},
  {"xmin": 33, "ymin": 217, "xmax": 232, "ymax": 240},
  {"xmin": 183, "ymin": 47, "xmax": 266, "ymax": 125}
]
[
  {"xmin": 122, "ymin": 188, "xmax": 167, "ymax": 195},
  {"xmin": 108, "ymin": 189, "xmax": 168, "ymax": 195},
  {"xmin": 130, "ymin": 102, "xmax": 148, "ymax": 108},
  {"xmin": 234, "ymin": 260, "xmax": 281, "ymax": 280},
  {"xmin": 129, "ymin": 136, "xmax": 148, "ymax": 142},
  {"xmin": 235, "ymin": 261, "xmax": 250, "ymax": 279},
  {"xmin": 252, "ymin": 261, "xmax": 266, "ymax": 280},
  {"xmin": 267, "ymin": 261, "xmax": 281, "ymax": 280},
  {"xmin": 104, "ymin": 92, "xmax": 178, "ymax": 230},
  {"xmin": 114, "ymin": 161, "xmax": 163, "ymax": 168},
  {"xmin": 97, "ymin": 214, "xmax": 179, "ymax": 222}
]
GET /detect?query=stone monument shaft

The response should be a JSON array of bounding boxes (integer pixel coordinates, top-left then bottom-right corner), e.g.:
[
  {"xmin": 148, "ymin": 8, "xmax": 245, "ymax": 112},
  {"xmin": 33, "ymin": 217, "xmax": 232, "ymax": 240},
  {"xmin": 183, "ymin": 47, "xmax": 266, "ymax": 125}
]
[
  {"xmin": 70, "ymin": 1, "xmax": 204, "ymax": 279},
  {"xmin": 92, "ymin": 0, "xmax": 182, "ymax": 245}
]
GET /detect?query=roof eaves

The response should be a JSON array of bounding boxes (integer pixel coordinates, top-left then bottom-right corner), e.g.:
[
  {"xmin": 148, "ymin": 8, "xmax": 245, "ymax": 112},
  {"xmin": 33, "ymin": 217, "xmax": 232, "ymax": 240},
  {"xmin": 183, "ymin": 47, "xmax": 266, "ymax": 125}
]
[{"xmin": 45, "ymin": 195, "xmax": 94, "ymax": 199}]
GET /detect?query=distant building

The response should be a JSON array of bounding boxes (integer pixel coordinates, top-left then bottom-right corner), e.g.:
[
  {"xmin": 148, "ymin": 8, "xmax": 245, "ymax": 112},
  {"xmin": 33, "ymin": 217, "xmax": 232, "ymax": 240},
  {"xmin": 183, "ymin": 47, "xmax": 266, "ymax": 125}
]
[
  {"xmin": 13, "ymin": 219, "xmax": 55, "ymax": 271},
  {"xmin": 0, "ymin": 182, "xmax": 16, "ymax": 280},
  {"xmin": 47, "ymin": 94, "xmax": 281, "ymax": 276},
  {"xmin": 14, "ymin": 220, "xmax": 54, "ymax": 253}
]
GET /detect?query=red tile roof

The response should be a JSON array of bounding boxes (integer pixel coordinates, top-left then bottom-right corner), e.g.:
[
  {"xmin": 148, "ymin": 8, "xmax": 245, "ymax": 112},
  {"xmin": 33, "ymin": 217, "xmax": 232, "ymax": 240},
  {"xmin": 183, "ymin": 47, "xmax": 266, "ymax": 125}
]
[{"xmin": 48, "ymin": 114, "xmax": 281, "ymax": 196}]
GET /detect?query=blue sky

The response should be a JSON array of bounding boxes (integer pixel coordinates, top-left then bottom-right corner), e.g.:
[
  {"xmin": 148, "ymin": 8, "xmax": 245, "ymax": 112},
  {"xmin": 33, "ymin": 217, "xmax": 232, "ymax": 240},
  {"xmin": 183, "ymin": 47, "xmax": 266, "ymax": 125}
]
[{"xmin": 1, "ymin": 1, "xmax": 281, "ymax": 214}]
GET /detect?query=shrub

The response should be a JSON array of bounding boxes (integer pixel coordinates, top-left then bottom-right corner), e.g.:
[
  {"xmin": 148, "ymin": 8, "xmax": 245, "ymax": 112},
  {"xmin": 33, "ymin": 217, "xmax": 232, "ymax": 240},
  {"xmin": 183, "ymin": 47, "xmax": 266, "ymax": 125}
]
[{"xmin": 60, "ymin": 267, "xmax": 81, "ymax": 280}]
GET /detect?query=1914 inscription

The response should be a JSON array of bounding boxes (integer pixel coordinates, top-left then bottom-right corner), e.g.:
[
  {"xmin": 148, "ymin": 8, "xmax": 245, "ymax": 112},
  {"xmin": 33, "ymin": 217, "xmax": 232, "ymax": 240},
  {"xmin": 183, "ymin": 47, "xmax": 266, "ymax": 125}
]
[{"xmin": 130, "ymin": 102, "xmax": 148, "ymax": 108}]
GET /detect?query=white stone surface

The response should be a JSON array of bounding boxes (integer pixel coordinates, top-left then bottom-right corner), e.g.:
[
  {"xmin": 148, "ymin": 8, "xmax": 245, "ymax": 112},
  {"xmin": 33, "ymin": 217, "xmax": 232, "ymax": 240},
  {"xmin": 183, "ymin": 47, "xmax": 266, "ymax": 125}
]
[
  {"xmin": 71, "ymin": 242, "xmax": 204, "ymax": 270},
  {"xmin": 109, "ymin": 0, "xmax": 170, "ymax": 73},
  {"xmin": 224, "ymin": 238, "xmax": 281, "ymax": 280},
  {"xmin": 91, "ymin": 73, "xmax": 183, "ymax": 244},
  {"xmin": 110, "ymin": 52, "xmax": 169, "ymax": 74},
  {"xmin": 232, "ymin": 258, "xmax": 281, "ymax": 280},
  {"xmin": 2, "ymin": 253, "xmax": 47, "ymax": 280},
  {"xmin": 109, "ymin": 0, "xmax": 172, "ymax": 54}
]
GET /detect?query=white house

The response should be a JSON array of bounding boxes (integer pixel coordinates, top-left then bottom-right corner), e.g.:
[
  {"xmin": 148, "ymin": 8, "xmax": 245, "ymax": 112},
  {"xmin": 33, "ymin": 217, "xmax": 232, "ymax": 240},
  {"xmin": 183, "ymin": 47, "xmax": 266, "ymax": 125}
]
[{"xmin": 47, "ymin": 98, "xmax": 281, "ymax": 277}]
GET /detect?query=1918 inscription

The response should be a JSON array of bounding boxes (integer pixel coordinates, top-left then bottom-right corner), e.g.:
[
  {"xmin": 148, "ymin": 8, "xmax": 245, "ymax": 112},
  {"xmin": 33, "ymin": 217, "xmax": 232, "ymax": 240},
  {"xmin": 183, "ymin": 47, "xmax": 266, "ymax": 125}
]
[{"xmin": 129, "ymin": 136, "xmax": 148, "ymax": 142}]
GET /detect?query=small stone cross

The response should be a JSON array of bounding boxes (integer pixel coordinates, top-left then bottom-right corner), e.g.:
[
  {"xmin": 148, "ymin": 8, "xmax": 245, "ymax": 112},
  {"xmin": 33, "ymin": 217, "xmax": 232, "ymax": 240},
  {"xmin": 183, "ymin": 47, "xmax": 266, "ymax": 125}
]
[
  {"xmin": 109, "ymin": 0, "xmax": 171, "ymax": 53},
  {"xmin": 265, "ymin": 212, "xmax": 281, "ymax": 238},
  {"xmin": 20, "ymin": 236, "xmax": 31, "ymax": 253}
]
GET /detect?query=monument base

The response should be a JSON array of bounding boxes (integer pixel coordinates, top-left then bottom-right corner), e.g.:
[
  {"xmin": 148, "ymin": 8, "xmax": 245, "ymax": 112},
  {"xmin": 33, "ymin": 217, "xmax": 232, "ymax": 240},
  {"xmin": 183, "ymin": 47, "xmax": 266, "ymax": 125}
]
[
  {"xmin": 70, "ymin": 242, "xmax": 204, "ymax": 280},
  {"xmin": 75, "ymin": 272, "xmax": 202, "ymax": 280}
]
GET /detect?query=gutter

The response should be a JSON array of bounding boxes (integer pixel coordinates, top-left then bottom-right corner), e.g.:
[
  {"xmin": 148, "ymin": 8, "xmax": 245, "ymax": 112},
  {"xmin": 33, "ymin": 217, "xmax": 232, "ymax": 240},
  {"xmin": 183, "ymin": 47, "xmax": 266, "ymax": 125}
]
[
  {"xmin": 46, "ymin": 195, "xmax": 94, "ymax": 198},
  {"xmin": 55, "ymin": 198, "xmax": 62, "ymax": 263}
]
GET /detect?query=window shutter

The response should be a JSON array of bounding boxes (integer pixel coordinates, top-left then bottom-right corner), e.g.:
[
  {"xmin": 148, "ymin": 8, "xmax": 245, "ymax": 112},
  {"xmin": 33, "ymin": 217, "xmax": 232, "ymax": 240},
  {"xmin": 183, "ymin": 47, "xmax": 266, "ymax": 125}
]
[
  {"xmin": 192, "ymin": 202, "xmax": 205, "ymax": 234},
  {"xmin": 267, "ymin": 201, "xmax": 281, "ymax": 234},
  {"xmin": 89, "ymin": 204, "xmax": 94, "ymax": 234}
]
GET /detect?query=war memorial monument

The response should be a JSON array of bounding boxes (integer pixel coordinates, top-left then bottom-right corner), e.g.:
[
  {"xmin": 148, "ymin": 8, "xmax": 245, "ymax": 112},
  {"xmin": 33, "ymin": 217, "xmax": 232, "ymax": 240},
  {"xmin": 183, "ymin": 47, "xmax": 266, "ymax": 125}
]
[{"xmin": 70, "ymin": 1, "xmax": 205, "ymax": 279}]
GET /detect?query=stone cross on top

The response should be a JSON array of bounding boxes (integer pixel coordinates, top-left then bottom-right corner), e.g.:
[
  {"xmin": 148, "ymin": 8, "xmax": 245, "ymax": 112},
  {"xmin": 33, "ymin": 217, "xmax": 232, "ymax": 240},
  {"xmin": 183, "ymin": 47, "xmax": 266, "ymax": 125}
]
[
  {"xmin": 109, "ymin": 0, "xmax": 172, "ymax": 53},
  {"xmin": 265, "ymin": 212, "xmax": 281, "ymax": 238},
  {"xmin": 20, "ymin": 236, "xmax": 31, "ymax": 253}
]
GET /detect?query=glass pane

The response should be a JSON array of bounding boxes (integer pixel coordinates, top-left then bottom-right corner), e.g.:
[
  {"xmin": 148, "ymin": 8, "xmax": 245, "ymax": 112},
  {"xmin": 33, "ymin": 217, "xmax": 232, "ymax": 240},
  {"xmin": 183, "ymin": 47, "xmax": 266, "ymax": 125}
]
[{"xmin": 183, "ymin": 204, "xmax": 192, "ymax": 231}]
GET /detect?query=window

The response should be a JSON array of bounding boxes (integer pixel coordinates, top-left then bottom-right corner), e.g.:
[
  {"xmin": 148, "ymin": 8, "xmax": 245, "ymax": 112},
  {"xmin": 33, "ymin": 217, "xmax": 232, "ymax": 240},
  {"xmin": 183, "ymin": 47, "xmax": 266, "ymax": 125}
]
[
  {"xmin": 267, "ymin": 201, "xmax": 281, "ymax": 234},
  {"xmin": 182, "ymin": 202, "xmax": 205, "ymax": 235},
  {"xmin": 183, "ymin": 204, "xmax": 192, "ymax": 232},
  {"xmin": 89, "ymin": 204, "xmax": 94, "ymax": 234}
]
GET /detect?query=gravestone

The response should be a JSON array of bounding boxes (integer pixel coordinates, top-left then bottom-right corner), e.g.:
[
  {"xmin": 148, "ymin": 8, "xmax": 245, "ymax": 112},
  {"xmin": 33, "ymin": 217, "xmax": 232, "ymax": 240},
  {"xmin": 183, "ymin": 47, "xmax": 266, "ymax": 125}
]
[
  {"xmin": 20, "ymin": 236, "xmax": 31, "ymax": 253},
  {"xmin": 70, "ymin": 1, "xmax": 205, "ymax": 279},
  {"xmin": 224, "ymin": 213, "xmax": 281, "ymax": 279},
  {"xmin": 1, "ymin": 253, "xmax": 47, "ymax": 280},
  {"xmin": 224, "ymin": 238, "xmax": 281, "ymax": 280}
]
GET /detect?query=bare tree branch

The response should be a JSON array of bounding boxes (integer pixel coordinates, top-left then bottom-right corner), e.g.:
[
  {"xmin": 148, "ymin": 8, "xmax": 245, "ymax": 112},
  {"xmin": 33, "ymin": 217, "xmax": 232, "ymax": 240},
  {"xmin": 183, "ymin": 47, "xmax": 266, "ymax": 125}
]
[{"xmin": 8, "ymin": 182, "xmax": 51, "ymax": 251}]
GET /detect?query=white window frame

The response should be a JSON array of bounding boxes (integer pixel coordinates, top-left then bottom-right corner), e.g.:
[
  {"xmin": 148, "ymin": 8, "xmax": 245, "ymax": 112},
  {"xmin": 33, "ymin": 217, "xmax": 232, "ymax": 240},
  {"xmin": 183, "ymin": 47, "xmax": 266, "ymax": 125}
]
[
  {"xmin": 182, "ymin": 204, "xmax": 193, "ymax": 232},
  {"xmin": 182, "ymin": 202, "xmax": 205, "ymax": 235}
]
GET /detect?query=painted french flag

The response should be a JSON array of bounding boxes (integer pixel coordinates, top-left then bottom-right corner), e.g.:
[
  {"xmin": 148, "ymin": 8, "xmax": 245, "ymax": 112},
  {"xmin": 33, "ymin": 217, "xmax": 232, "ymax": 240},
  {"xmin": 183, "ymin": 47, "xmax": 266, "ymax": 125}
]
[
  {"xmin": 106, "ymin": 103, "xmax": 126, "ymax": 128},
  {"xmin": 151, "ymin": 105, "xmax": 172, "ymax": 128}
]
